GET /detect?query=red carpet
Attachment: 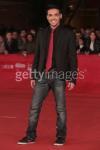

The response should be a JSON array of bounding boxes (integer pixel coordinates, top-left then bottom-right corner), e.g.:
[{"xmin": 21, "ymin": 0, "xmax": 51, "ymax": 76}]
[{"xmin": 0, "ymin": 54, "xmax": 100, "ymax": 150}]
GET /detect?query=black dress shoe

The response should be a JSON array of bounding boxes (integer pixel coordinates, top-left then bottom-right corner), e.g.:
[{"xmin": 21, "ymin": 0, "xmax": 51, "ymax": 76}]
[
  {"xmin": 54, "ymin": 137, "xmax": 65, "ymax": 146},
  {"xmin": 17, "ymin": 136, "xmax": 36, "ymax": 145}
]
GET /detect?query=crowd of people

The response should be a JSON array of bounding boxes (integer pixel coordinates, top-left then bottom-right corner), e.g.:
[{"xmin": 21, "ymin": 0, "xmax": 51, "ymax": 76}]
[
  {"xmin": 75, "ymin": 27, "xmax": 100, "ymax": 55},
  {"xmin": 0, "ymin": 29, "xmax": 36, "ymax": 55},
  {"xmin": 0, "ymin": 27, "xmax": 100, "ymax": 55}
]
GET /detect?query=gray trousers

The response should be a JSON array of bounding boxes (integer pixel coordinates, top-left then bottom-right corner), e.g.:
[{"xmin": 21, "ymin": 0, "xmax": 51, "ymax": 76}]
[{"xmin": 26, "ymin": 72, "xmax": 67, "ymax": 139}]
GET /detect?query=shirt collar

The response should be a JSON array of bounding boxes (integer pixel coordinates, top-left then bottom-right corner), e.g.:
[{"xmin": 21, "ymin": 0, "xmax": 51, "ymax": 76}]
[{"xmin": 49, "ymin": 25, "xmax": 62, "ymax": 33}]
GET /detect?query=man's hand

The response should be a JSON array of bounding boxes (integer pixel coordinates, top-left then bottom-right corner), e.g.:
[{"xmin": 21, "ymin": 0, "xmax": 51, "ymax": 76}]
[
  {"xmin": 67, "ymin": 82, "xmax": 75, "ymax": 91},
  {"xmin": 31, "ymin": 80, "xmax": 35, "ymax": 88}
]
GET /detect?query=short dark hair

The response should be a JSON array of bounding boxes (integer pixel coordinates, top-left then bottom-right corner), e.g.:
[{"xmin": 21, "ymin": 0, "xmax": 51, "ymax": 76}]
[{"xmin": 46, "ymin": 4, "xmax": 62, "ymax": 14}]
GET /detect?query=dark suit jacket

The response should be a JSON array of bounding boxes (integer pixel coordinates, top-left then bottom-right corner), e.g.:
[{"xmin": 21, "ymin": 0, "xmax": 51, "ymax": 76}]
[
  {"xmin": 86, "ymin": 39, "xmax": 100, "ymax": 54},
  {"xmin": 5, "ymin": 39, "xmax": 19, "ymax": 54},
  {"xmin": 32, "ymin": 25, "xmax": 77, "ymax": 84}
]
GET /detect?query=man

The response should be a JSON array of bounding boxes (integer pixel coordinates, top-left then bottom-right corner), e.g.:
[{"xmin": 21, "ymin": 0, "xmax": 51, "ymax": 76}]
[{"xmin": 18, "ymin": 4, "xmax": 77, "ymax": 146}]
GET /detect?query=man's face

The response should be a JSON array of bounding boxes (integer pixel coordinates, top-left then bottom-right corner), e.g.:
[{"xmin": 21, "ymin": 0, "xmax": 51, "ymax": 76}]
[
  {"xmin": 47, "ymin": 8, "xmax": 62, "ymax": 29},
  {"xmin": 6, "ymin": 33, "xmax": 12, "ymax": 40},
  {"xmin": 90, "ymin": 32, "xmax": 96, "ymax": 41}
]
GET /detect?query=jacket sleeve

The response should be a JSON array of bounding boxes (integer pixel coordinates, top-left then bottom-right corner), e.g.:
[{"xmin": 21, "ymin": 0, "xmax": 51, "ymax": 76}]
[
  {"xmin": 31, "ymin": 30, "xmax": 41, "ymax": 79},
  {"xmin": 68, "ymin": 30, "xmax": 78, "ymax": 84}
]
